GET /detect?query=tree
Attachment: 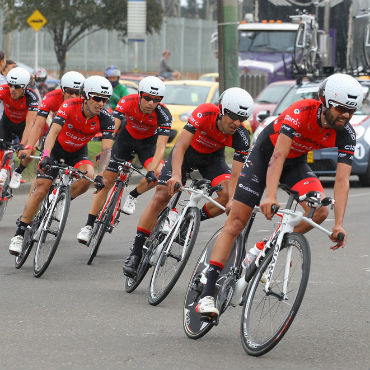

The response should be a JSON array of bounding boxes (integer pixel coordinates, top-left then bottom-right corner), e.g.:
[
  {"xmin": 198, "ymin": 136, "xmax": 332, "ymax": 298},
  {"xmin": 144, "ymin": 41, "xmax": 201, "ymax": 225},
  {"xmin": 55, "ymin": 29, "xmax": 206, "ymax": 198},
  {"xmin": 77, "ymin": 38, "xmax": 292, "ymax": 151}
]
[{"xmin": 0, "ymin": 0, "xmax": 163, "ymax": 76}]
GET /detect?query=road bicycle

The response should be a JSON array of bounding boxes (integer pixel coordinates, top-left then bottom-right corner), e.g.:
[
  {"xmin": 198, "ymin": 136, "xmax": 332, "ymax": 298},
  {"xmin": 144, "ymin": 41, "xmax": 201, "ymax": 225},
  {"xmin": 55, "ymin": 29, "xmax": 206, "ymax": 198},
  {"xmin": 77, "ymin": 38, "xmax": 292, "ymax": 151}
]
[
  {"xmin": 0, "ymin": 139, "xmax": 21, "ymax": 222},
  {"xmin": 86, "ymin": 159, "xmax": 146, "ymax": 265},
  {"xmin": 290, "ymin": 11, "xmax": 319, "ymax": 75},
  {"xmin": 124, "ymin": 172, "xmax": 224, "ymax": 299},
  {"xmin": 14, "ymin": 159, "xmax": 94, "ymax": 277},
  {"xmin": 183, "ymin": 185, "xmax": 343, "ymax": 356}
]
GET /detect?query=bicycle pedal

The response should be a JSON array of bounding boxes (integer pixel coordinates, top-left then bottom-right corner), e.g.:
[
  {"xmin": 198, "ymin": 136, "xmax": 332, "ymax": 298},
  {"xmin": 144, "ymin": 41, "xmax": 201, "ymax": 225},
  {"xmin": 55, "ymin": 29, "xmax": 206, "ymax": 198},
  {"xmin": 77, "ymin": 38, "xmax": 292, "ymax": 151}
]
[{"xmin": 200, "ymin": 313, "xmax": 219, "ymax": 325}]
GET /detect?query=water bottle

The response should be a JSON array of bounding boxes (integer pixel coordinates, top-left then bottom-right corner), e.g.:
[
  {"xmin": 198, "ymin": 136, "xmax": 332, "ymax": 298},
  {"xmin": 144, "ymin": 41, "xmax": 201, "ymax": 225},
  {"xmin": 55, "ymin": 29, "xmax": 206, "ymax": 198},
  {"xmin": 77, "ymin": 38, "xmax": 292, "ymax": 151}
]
[
  {"xmin": 242, "ymin": 240, "xmax": 265, "ymax": 270},
  {"xmin": 0, "ymin": 168, "xmax": 8, "ymax": 186},
  {"xmin": 163, "ymin": 208, "xmax": 179, "ymax": 234}
]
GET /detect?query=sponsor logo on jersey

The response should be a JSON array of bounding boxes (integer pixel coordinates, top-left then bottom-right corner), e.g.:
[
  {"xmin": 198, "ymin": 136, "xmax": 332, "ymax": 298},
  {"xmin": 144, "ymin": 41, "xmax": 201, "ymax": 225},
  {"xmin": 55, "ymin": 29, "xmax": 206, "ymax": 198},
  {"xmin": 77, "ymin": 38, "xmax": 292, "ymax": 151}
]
[
  {"xmin": 197, "ymin": 113, "xmax": 203, "ymax": 118},
  {"xmin": 294, "ymin": 109, "xmax": 300, "ymax": 114},
  {"xmin": 285, "ymin": 115, "xmax": 301, "ymax": 127}
]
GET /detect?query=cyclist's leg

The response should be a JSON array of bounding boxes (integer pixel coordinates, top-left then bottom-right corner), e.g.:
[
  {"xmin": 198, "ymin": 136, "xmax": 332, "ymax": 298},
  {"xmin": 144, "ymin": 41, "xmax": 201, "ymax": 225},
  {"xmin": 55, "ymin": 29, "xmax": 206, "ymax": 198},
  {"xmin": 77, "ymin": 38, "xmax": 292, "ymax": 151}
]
[{"xmin": 281, "ymin": 161, "xmax": 328, "ymax": 234}]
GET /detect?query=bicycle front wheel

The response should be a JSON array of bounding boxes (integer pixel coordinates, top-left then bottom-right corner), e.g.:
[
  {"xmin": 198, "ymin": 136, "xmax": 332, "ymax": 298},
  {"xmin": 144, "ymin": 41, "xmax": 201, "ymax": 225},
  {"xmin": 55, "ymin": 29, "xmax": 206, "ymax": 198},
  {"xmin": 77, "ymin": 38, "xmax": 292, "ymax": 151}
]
[
  {"xmin": 15, "ymin": 220, "xmax": 38, "ymax": 269},
  {"xmin": 87, "ymin": 186, "xmax": 122, "ymax": 265},
  {"xmin": 148, "ymin": 207, "xmax": 200, "ymax": 306},
  {"xmin": 240, "ymin": 232, "xmax": 311, "ymax": 356},
  {"xmin": 33, "ymin": 188, "xmax": 70, "ymax": 278}
]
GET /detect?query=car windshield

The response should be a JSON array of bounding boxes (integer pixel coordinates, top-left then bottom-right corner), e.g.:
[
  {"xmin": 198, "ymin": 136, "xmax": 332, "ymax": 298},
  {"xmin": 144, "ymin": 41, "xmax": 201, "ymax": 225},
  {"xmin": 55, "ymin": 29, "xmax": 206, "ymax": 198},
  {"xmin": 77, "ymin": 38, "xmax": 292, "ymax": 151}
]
[
  {"xmin": 274, "ymin": 83, "xmax": 370, "ymax": 116},
  {"xmin": 239, "ymin": 30, "xmax": 296, "ymax": 53},
  {"xmin": 162, "ymin": 85, "xmax": 210, "ymax": 105},
  {"xmin": 256, "ymin": 83, "xmax": 293, "ymax": 104}
]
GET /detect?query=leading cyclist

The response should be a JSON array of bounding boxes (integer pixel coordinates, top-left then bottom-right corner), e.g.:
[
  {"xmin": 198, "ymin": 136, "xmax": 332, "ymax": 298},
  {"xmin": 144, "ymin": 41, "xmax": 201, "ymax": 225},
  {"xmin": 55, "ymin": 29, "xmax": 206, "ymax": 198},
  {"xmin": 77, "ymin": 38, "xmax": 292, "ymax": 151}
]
[
  {"xmin": 196, "ymin": 73, "xmax": 363, "ymax": 318},
  {"xmin": 8, "ymin": 76, "xmax": 115, "ymax": 256},
  {"xmin": 122, "ymin": 87, "xmax": 254, "ymax": 278}
]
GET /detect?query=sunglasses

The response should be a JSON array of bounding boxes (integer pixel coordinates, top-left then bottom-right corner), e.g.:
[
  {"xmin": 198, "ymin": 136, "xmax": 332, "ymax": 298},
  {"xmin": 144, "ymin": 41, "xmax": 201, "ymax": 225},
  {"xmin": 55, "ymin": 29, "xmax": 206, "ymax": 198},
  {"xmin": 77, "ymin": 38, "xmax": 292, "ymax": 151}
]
[
  {"xmin": 224, "ymin": 109, "xmax": 247, "ymax": 122},
  {"xmin": 8, "ymin": 83, "xmax": 23, "ymax": 89},
  {"xmin": 331, "ymin": 103, "xmax": 356, "ymax": 115},
  {"xmin": 90, "ymin": 95, "xmax": 109, "ymax": 103},
  {"xmin": 64, "ymin": 88, "xmax": 80, "ymax": 96},
  {"xmin": 141, "ymin": 93, "xmax": 162, "ymax": 103}
]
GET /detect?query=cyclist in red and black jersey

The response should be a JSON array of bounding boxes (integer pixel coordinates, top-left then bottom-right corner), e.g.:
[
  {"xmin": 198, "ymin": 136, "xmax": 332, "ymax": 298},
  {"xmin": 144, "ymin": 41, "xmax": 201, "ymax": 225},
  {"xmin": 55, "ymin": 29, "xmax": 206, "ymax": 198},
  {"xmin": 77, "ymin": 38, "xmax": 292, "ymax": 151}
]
[
  {"xmin": 9, "ymin": 76, "xmax": 115, "ymax": 256},
  {"xmin": 13, "ymin": 71, "xmax": 85, "ymax": 189},
  {"xmin": 196, "ymin": 73, "xmax": 364, "ymax": 317},
  {"xmin": 0, "ymin": 66, "xmax": 39, "ymax": 187},
  {"xmin": 123, "ymin": 87, "xmax": 254, "ymax": 278},
  {"xmin": 77, "ymin": 76, "xmax": 172, "ymax": 244}
]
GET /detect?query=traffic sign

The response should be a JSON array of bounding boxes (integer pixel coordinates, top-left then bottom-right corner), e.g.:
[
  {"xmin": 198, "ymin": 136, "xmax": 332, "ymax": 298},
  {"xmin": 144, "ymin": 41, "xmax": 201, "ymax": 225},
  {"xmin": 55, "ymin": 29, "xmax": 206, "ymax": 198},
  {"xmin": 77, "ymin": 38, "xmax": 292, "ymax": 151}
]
[{"xmin": 27, "ymin": 10, "xmax": 47, "ymax": 32}]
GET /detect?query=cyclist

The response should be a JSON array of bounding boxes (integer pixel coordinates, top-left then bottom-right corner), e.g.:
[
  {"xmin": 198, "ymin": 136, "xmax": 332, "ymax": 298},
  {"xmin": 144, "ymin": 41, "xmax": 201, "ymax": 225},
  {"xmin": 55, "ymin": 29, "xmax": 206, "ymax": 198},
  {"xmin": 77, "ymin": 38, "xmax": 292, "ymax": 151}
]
[
  {"xmin": 8, "ymin": 75, "xmax": 115, "ymax": 256},
  {"xmin": 122, "ymin": 87, "xmax": 253, "ymax": 278},
  {"xmin": 76, "ymin": 76, "xmax": 172, "ymax": 244},
  {"xmin": 196, "ymin": 73, "xmax": 363, "ymax": 318},
  {"xmin": 13, "ymin": 71, "xmax": 85, "ymax": 189},
  {"xmin": 34, "ymin": 68, "xmax": 49, "ymax": 98},
  {"xmin": 0, "ymin": 67, "xmax": 39, "ymax": 186},
  {"xmin": 104, "ymin": 65, "xmax": 128, "ymax": 110}
]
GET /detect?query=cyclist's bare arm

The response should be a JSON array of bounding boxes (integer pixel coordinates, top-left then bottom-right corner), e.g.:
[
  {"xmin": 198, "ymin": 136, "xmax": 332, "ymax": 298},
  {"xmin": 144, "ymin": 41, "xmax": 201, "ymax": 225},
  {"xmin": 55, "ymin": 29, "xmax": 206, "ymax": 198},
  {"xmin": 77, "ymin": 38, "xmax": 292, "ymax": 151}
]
[
  {"xmin": 43, "ymin": 122, "xmax": 62, "ymax": 155},
  {"xmin": 261, "ymin": 133, "xmax": 292, "ymax": 219},
  {"xmin": 167, "ymin": 129, "xmax": 193, "ymax": 195},
  {"xmin": 114, "ymin": 117, "xmax": 122, "ymax": 136},
  {"xmin": 20, "ymin": 110, "xmax": 37, "ymax": 145},
  {"xmin": 147, "ymin": 134, "xmax": 168, "ymax": 173},
  {"xmin": 97, "ymin": 138, "xmax": 114, "ymax": 175},
  {"xmin": 331, "ymin": 162, "xmax": 351, "ymax": 248}
]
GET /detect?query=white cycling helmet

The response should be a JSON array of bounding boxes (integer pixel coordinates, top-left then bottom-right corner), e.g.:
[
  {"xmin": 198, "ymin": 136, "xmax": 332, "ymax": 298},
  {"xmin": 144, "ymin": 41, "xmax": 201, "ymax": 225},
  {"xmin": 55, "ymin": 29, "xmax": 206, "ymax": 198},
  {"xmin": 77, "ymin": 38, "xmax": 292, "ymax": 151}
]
[
  {"xmin": 60, "ymin": 71, "xmax": 85, "ymax": 92},
  {"xmin": 319, "ymin": 73, "xmax": 363, "ymax": 111},
  {"xmin": 138, "ymin": 76, "xmax": 166, "ymax": 97},
  {"xmin": 83, "ymin": 75, "xmax": 112, "ymax": 99},
  {"xmin": 7, "ymin": 67, "xmax": 31, "ymax": 89},
  {"xmin": 219, "ymin": 87, "xmax": 254, "ymax": 119}
]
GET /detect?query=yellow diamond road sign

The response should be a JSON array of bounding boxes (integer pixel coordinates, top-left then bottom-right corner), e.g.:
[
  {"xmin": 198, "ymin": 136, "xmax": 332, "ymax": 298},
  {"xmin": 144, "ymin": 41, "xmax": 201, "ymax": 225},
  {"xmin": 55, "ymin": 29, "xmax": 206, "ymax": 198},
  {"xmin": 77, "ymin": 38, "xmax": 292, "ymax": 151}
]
[{"xmin": 27, "ymin": 10, "xmax": 47, "ymax": 32}]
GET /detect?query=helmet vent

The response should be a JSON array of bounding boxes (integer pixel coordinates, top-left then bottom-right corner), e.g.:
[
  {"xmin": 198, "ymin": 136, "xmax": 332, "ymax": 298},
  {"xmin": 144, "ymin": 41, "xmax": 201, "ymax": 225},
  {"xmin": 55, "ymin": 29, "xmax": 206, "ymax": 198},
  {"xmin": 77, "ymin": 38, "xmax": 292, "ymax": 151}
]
[{"xmin": 347, "ymin": 94, "xmax": 357, "ymax": 100}]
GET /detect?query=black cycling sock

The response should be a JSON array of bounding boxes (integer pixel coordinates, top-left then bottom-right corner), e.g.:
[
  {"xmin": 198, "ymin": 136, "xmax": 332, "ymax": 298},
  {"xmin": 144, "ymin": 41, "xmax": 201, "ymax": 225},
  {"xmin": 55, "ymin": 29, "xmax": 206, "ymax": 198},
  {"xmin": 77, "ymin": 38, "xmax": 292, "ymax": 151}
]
[
  {"xmin": 200, "ymin": 261, "xmax": 224, "ymax": 299},
  {"xmin": 200, "ymin": 205, "xmax": 212, "ymax": 221},
  {"xmin": 15, "ymin": 220, "xmax": 29, "ymax": 237},
  {"xmin": 15, "ymin": 164, "xmax": 26, "ymax": 174},
  {"xmin": 130, "ymin": 227, "xmax": 150, "ymax": 257},
  {"xmin": 86, "ymin": 214, "xmax": 97, "ymax": 227},
  {"xmin": 129, "ymin": 188, "xmax": 140, "ymax": 198}
]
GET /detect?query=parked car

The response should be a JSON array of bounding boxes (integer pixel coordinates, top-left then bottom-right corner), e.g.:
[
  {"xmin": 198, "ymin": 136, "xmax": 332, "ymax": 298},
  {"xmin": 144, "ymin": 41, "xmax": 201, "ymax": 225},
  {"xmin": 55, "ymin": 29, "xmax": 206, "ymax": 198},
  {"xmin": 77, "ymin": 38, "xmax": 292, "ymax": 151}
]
[
  {"xmin": 250, "ymin": 79, "xmax": 295, "ymax": 132},
  {"xmin": 162, "ymin": 80, "xmax": 252, "ymax": 147},
  {"xmin": 198, "ymin": 73, "xmax": 219, "ymax": 82},
  {"xmin": 253, "ymin": 78, "xmax": 370, "ymax": 186}
]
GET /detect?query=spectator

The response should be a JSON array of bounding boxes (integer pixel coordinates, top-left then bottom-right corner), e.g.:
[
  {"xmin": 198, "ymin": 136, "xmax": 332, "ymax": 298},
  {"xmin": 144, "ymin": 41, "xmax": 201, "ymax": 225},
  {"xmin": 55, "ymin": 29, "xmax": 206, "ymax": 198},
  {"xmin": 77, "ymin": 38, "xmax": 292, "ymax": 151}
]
[
  {"xmin": 159, "ymin": 49, "xmax": 181, "ymax": 80},
  {"xmin": 3, "ymin": 60, "xmax": 16, "ymax": 76}
]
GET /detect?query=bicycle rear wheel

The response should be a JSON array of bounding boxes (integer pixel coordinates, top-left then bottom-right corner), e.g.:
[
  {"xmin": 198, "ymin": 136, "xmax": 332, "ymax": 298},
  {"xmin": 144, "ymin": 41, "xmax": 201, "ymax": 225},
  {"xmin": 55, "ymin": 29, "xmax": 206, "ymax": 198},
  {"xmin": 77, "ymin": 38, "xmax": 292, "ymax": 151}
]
[
  {"xmin": 33, "ymin": 187, "xmax": 70, "ymax": 278},
  {"xmin": 87, "ymin": 186, "xmax": 122, "ymax": 265},
  {"xmin": 240, "ymin": 232, "xmax": 310, "ymax": 356},
  {"xmin": 125, "ymin": 208, "xmax": 169, "ymax": 293},
  {"xmin": 148, "ymin": 207, "xmax": 200, "ymax": 306}
]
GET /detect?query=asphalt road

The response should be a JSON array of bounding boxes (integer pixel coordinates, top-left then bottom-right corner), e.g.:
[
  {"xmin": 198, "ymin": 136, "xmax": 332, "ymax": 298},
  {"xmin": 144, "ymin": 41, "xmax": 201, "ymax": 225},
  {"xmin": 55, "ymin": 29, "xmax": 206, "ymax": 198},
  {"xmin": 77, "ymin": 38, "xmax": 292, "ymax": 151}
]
[{"xmin": 0, "ymin": 180, "xmax": 369, "ymax": 370}]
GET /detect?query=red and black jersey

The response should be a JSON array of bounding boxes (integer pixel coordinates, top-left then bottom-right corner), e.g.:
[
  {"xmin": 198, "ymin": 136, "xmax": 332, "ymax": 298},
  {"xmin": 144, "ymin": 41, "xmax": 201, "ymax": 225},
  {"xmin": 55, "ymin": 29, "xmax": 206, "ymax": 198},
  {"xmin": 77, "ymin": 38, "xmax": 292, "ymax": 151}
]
[
  {"xmin": 52, "ymin": 98, "xmax": 114, "ymax": 152},
  {"xmin": 37, "ymin": 88, "xmax": 64, "ymax": 118},
  {"xmin": 184, "ymin": 103, "xmax": 250, "ymax": 162},
  {"xmin": 0, "ymin": 84, "xmax": 38, "ymax": 123},
  {"xmin": 257, "ymin": 99, "xmax": 356, "ymax": 165},
  {"xmin": 113, "ymin": 94, "xmax": 172, "ymax": 139}
]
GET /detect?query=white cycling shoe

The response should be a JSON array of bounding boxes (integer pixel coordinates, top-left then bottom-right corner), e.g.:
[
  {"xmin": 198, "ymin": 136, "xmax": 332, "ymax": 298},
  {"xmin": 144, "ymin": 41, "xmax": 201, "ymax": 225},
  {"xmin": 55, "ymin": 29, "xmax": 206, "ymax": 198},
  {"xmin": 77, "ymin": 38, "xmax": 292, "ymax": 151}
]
[
  {"xmin": 9, "ymin": 172, "xmax": 22, "ymax": 189},
  {"xmin": 77, "ymin": 225, "xmax": 92, "ymax": 244},
  {"xmin": 121, "ymin": 194, "xmax": 137, "ymax": 215},
  {"xmin": 196, "ymin": 296, "xmax": 219, "ymax": 316},
  {"xmin": 9, "ymin": 235, "xmax": 24, "ymax": 256}
]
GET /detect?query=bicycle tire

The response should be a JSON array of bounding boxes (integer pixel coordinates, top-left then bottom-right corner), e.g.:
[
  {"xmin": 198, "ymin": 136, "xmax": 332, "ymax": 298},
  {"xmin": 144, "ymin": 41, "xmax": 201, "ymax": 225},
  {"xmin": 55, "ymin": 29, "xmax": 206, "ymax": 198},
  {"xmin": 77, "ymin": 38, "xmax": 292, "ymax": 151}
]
[
  {"xmin": 293, "ymin": 22, "xmax": 306, "ymax": 73},
  {"xmin": 183, "ymin": 227, "xmax": 223, "ymax": 339},
  {"xmin": 14, "ymin": 220, "xmax": 38, "ymax": 269},
  {"xmin": 364, "ymin": 23, "xmax": 370, "ymax": 67},
  {"xmin": 33, "ymin": 187, "xmax": 71, "ymax": 278},
  {"xmin": 240, "ymin": 232, "xmax": 310, "ymax": 356},
  {"xmin": 148, "ymin": 207, "xmax": 200, "ymax": 306},
  {"xmin": 0, "ymin": 169, "xmax": 12, "ymax": 222},
  {"xmin": 87, "ymin": 185, "xmax": 122, "ymax": 265},
  {"xmin": 125, "ymin": 207, "xmax": 169, "ymax": 293}
]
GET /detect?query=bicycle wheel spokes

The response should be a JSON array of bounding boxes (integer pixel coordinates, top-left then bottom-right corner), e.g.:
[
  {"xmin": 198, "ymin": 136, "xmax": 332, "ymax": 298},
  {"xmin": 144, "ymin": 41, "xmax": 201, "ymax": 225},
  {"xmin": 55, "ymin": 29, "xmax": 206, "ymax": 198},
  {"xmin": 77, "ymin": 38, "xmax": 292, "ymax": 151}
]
[
  {"xmin": 148, "ymin": 207, "xmax": 200, "ymax": 306},
  {"xmin": 241, "ymin": 233, "xmax": 310, "ymax": 356},
  {"xmin": 33, "ymin": 190, "xmax": 70, "ymax": 278}
]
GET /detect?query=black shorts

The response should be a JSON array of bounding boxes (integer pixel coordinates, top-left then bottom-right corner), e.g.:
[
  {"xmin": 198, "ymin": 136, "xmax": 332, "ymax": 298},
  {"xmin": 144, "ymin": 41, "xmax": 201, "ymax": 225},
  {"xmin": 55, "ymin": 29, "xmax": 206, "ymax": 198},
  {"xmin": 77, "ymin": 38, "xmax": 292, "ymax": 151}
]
[
  {"xmin": 0, "ymin": 114, "xmax": 25, "ymax": 142},
  {"xmin": 37, "ymin": 141, "xmax": 91, "ymax": 180},
  {"xmin": 233, "ymin": 146, "xmax": 324, "ymax": 208},
  {"xmin": 157, "ymin": 146, "xmax": 231, "ymax": 186},
  {"xmin": 106, "ymin": 127, "xmax": 157, "ymax": 173}
]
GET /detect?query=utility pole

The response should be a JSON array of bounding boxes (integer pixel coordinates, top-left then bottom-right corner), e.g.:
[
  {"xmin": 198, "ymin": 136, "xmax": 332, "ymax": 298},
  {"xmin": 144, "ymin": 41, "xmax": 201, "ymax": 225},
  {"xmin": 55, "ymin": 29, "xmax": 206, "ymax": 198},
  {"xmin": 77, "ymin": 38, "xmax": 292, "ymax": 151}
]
[{"xmin": 217, "ymin": 0, "xmax": 239, "ymax": 93}]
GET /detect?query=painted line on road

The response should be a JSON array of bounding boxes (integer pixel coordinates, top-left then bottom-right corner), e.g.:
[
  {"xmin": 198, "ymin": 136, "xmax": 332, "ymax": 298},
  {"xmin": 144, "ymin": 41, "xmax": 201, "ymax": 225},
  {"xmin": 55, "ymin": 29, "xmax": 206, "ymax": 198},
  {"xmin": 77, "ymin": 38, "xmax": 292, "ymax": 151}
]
[{"xmin": 348, "ymin": 191, "xmax": 370, "ymax": 198}]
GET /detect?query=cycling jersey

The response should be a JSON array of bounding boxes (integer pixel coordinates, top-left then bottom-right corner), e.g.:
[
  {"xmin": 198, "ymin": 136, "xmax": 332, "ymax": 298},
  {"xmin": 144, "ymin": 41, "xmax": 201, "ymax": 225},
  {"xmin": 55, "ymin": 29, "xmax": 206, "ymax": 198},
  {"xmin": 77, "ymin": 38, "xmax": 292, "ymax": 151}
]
[
  {"xmin": 52, "ymin": 98, "xmax": 114, "ymax": 152},
  {"xmin": 113, "ymin": 94, "xmax": 172, "ymax": 139},
  {"xmin": 0, "ymin": 84, "xmax": 38, "ymax": 123},
  {"xmin": 257, "ymin": 99, "xmax": 355, "ymax": 165},
  {"xmin": 185, "ymin": 103, "xmax": 250, "ymax": 163},
  {"xmin": 37, "ymin": 88, "xmax": 64, "ymax": 118}
]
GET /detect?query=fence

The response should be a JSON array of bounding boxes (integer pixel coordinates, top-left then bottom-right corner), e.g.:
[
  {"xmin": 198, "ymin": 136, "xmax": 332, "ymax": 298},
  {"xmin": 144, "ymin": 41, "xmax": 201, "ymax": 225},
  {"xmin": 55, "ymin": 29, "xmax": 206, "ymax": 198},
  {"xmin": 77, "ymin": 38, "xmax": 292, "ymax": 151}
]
[{"xmin": 0, "ymin": 16, "xmax": 218, "ymax": 76}]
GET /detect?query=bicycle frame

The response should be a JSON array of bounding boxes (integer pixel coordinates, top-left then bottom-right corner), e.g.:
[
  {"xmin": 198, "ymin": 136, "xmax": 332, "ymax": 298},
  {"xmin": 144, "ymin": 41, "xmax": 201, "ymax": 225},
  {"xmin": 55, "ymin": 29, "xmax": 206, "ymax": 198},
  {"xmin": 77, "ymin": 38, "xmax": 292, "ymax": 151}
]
[{"xmin": 0, "ymin": 148, "xmax": 14, "ymax": 201}]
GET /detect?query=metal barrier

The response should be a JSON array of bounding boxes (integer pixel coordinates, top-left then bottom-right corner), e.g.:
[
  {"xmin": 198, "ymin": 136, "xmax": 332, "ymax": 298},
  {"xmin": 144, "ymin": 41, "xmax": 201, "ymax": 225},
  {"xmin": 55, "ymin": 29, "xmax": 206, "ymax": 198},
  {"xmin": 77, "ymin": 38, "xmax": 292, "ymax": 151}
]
[{"xmin": 240, "ymin": 73, "xmax": 268, "ymax": 98}]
